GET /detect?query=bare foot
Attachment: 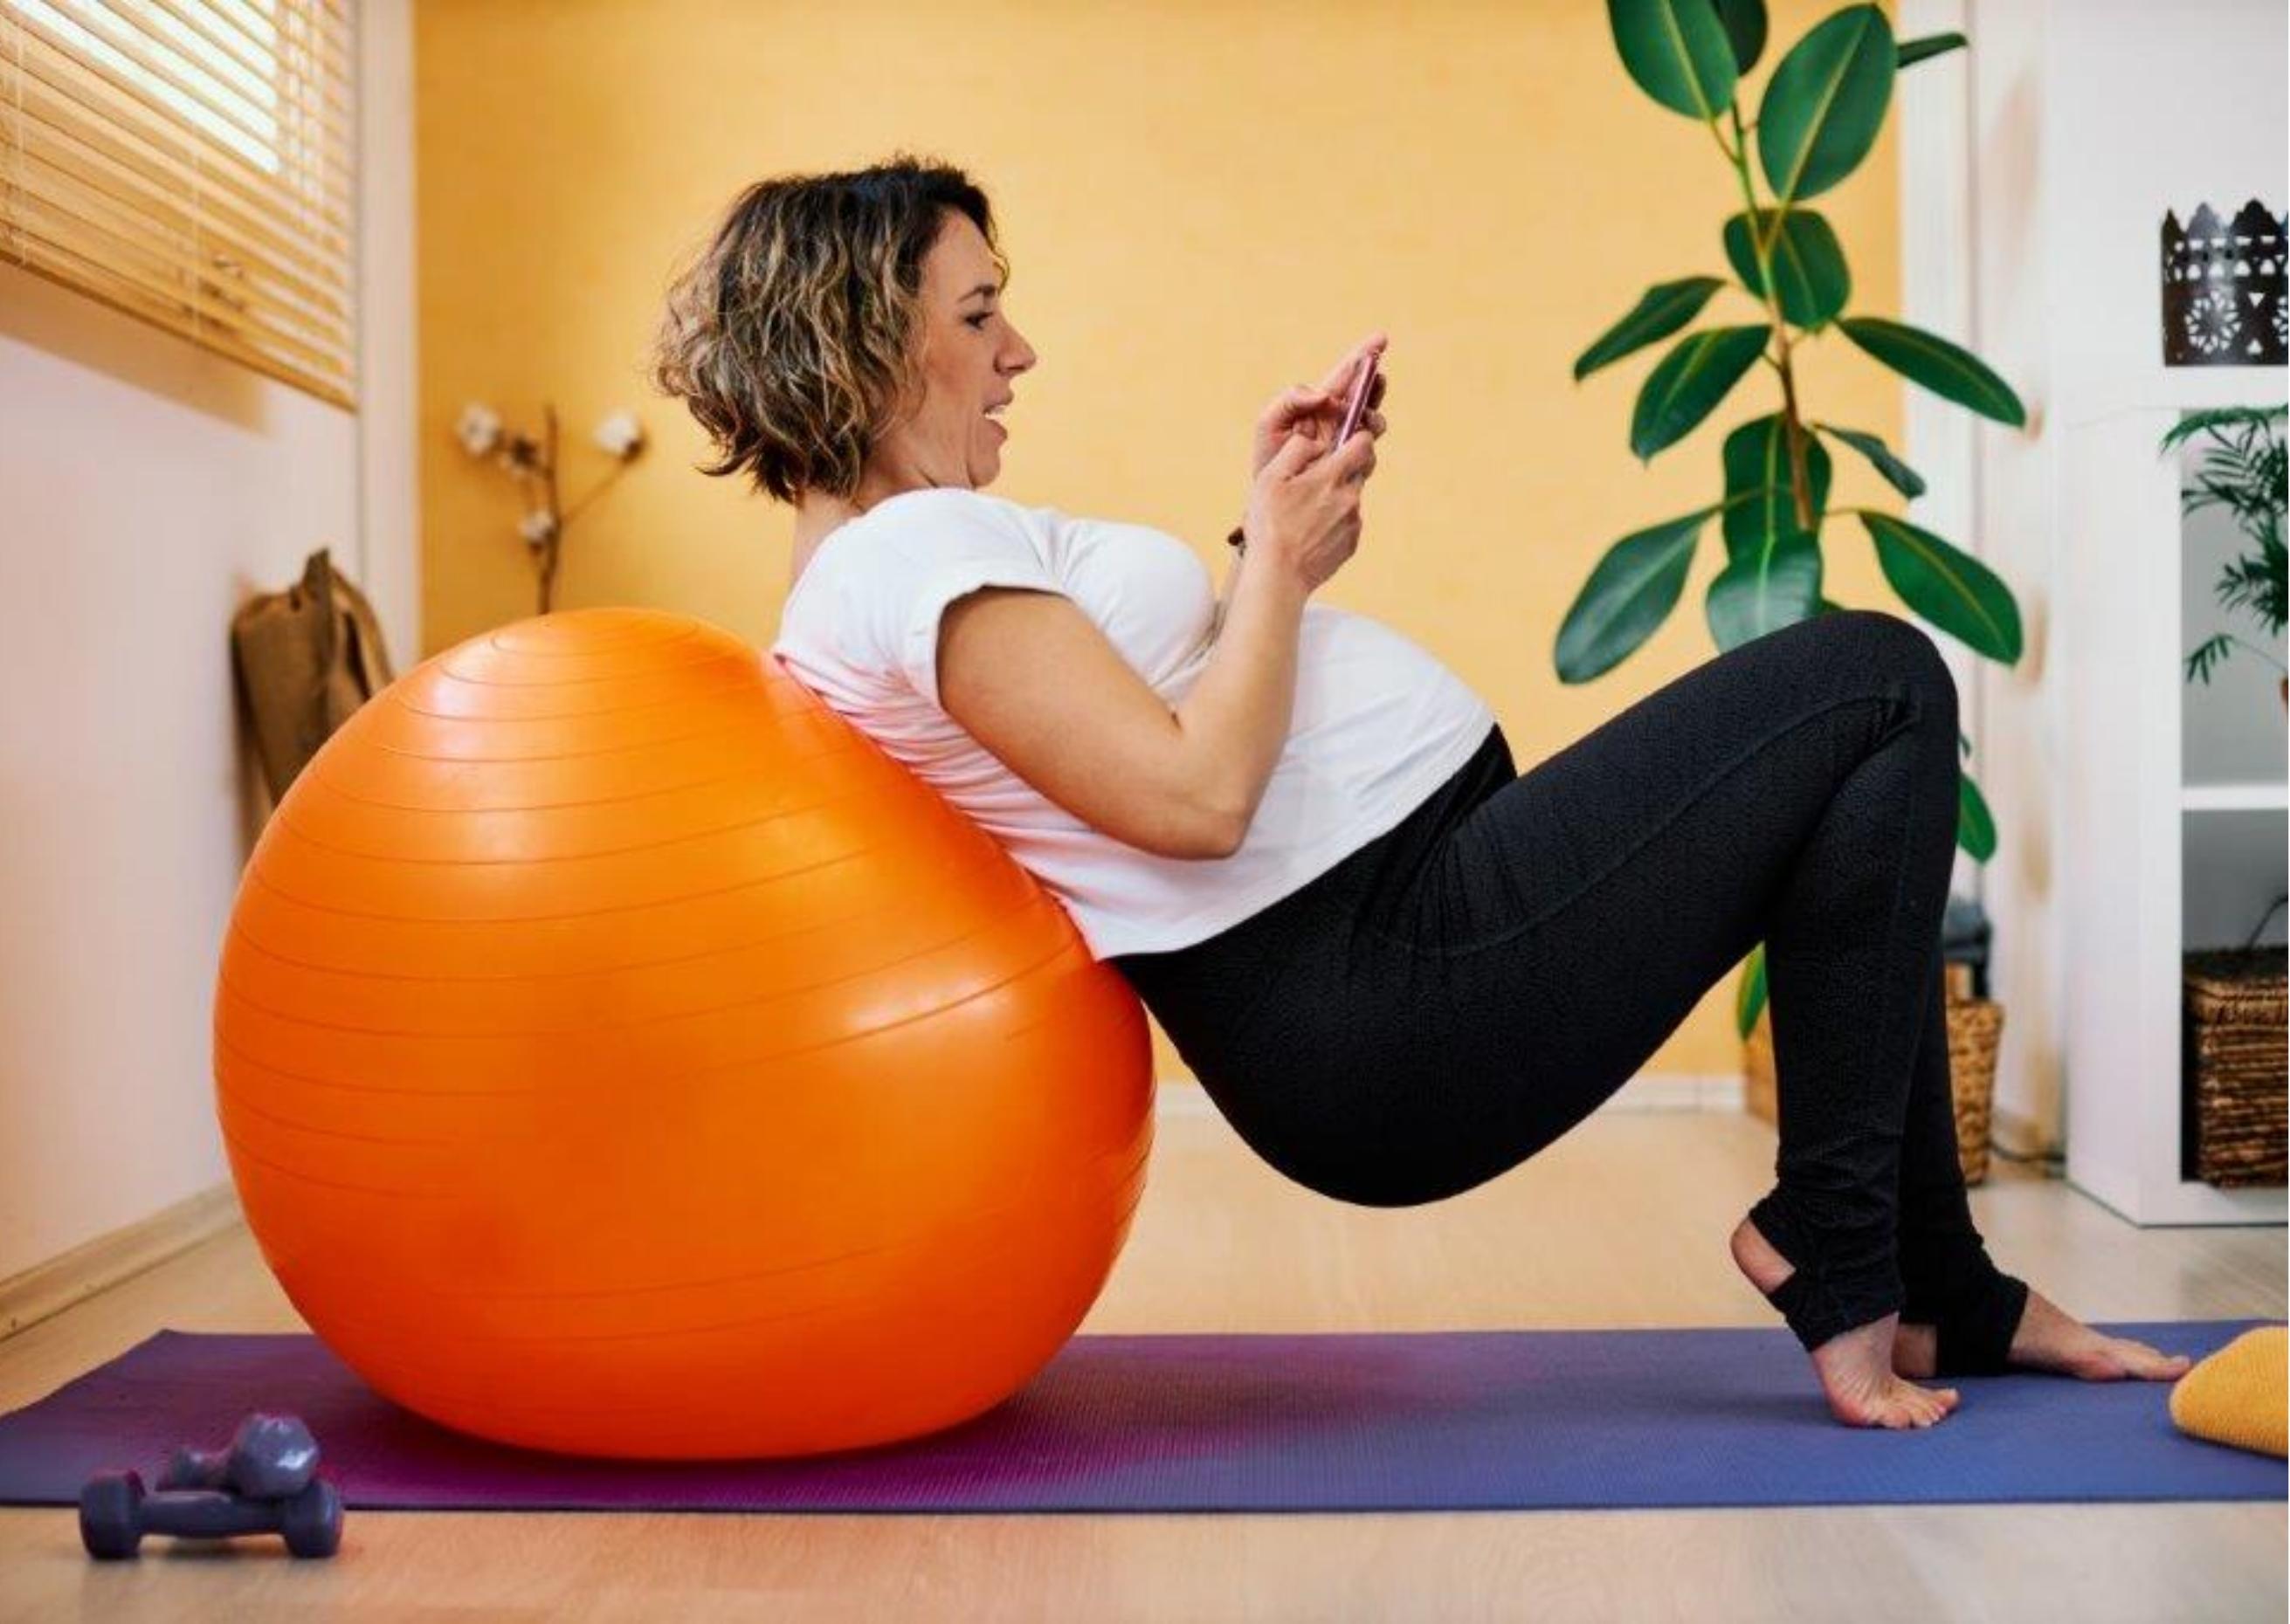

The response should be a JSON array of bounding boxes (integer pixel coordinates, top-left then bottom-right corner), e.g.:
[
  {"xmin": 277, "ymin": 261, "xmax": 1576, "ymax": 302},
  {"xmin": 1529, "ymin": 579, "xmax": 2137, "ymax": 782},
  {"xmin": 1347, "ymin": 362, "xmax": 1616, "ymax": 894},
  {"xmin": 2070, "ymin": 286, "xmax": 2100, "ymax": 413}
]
[
  {"xmin": 1893, "ymin": 1291, "xmax": 2195, "ymax": 1381},
  {"xmin": 1731, "ymin": 1214, "xmax": 1962, "ymax": 1428}
]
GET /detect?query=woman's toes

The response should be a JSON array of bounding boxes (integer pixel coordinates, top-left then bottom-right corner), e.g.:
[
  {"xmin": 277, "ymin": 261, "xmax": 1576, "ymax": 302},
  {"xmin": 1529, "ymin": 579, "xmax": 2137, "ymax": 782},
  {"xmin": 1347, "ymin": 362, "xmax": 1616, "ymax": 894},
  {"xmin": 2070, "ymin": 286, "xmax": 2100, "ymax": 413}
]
[
  {"xmin": 1820, "ymin": 1362, "xmax": 1962, "ymax": 1428},
  {"xmin": 1916, "ymin": 1384, "xmax": 1961, "ymax": 1425},
  {"xmin": 2128, "ymin": 1341, "xmax": 2195, "ymax": 1380},
  {"xmin": 1886, "ymin": 1386, "xmax": 1942, "ymax": 1428},
  {"xmin": 2074, "ymin": 1337, "xmax": 2195, "ymax": 1381}
]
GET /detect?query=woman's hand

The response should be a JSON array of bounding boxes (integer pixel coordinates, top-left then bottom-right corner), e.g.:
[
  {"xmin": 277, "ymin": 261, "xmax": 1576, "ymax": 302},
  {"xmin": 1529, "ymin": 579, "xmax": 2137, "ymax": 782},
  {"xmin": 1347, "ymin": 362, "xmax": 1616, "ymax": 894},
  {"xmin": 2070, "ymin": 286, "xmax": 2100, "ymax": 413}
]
[
  {"xmin": 1244, "ymin": 414, "xmax": 1378, "ymax": 595},
  {"xmin": 1248, "ymin": 332, "xmax": 1390, "ymax": 479}
]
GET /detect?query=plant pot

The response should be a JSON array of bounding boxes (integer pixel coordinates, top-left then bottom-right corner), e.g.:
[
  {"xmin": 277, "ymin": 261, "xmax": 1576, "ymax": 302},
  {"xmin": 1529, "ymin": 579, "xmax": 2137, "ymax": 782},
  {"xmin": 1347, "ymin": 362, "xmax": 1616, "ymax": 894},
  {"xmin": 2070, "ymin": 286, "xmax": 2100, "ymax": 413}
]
[{"xmin": 1742, "ymin": 960, "xmax": 2003, "ymax": 1185}]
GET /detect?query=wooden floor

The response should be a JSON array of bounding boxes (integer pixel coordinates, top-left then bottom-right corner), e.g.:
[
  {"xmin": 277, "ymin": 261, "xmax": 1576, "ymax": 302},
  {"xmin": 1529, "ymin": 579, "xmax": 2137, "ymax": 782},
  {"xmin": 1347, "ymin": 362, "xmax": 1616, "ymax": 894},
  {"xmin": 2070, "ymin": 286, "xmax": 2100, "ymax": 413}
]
[{"xmin": 2, "ymin": 1098, "xmax": 2282, "ymax": 1623}]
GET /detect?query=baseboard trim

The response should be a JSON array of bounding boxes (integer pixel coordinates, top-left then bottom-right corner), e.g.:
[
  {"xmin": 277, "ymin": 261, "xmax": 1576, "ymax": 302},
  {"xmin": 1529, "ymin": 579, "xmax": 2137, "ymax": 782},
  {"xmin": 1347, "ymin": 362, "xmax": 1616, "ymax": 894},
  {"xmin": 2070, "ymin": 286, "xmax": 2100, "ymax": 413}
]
[
  {"xmin": 1990, "ymin": 1103, "xmax": 2064, "ymax": 1163},
  {"xmin": 1155, "ymin": 1072, "xmax": 1746, "ymax": 1117},
  {"xmin": 1613, "ymin": 1072, "xmax": 1748, "ymax": 1112},
  {"xmin": 0, "ymin": 1182, "xmax": 243, "ymax": 1344}
]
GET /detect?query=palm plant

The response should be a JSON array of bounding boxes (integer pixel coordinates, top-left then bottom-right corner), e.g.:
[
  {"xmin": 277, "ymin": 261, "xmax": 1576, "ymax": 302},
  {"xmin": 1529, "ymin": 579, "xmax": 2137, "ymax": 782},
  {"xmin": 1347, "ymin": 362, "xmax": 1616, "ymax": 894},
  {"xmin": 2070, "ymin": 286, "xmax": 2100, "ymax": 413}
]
[
  {"xmin": 2161, "ymin": 405, "xmax": 2288, "ymax": 697},
  {"xmin": 1567, "ymin": 1, "xmax": 2030, "ymax": 1035}
]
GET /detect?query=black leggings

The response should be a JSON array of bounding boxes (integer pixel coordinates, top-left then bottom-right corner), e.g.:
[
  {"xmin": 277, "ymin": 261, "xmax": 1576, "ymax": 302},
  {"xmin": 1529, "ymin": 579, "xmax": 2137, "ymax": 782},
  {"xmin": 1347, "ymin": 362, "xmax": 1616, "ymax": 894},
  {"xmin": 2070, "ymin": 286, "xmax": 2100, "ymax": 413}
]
[{"xmin": 1109, "ymin": 609, "xmax": 2028, "ymax": 1369}]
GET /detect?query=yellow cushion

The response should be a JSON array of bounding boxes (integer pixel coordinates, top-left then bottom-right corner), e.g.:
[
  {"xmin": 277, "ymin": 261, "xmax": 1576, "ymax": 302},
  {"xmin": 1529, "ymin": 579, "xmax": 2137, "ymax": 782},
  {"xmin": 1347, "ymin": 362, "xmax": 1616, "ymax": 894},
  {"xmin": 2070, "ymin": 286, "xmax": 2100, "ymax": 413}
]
[{"xmin": 2168, "ymin": 1325, "xmax": 2287, "ymax": 1458}]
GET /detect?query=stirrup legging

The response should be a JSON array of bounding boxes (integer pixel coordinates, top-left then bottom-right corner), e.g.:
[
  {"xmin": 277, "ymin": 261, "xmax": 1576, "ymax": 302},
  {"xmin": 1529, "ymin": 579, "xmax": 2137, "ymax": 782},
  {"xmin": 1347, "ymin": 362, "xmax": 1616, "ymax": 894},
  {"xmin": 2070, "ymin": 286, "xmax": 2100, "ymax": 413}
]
[{"xmin": 1107, "ymin": 609, "xmax": 2029, "ymax": 1369}]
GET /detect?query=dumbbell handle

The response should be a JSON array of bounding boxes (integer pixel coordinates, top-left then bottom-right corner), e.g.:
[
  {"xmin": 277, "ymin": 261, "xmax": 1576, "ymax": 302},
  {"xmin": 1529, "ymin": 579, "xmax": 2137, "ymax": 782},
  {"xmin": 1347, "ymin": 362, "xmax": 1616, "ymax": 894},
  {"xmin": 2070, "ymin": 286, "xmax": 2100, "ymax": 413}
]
[{"xmin": 141, "ymin": 1487, "xmax": 297, "ymax": 1539}]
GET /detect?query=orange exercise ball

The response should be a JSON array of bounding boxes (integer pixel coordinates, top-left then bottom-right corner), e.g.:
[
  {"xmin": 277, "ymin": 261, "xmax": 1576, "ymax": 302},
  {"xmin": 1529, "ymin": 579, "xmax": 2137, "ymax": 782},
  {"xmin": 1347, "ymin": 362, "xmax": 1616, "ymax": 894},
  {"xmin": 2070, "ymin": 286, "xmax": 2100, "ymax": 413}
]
[{"xmin": 212, "ymin": 608, "xmax": 1154, "ymax": 1460}]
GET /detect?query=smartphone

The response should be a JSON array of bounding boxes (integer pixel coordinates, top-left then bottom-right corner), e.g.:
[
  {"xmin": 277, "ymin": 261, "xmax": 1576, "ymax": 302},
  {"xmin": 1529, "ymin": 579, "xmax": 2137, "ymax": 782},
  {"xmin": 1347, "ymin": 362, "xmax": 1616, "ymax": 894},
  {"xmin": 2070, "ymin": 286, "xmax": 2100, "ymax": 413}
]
[{"xmin": 1332, "ymin": 351, "xmax": 1381, "ymax": 448}]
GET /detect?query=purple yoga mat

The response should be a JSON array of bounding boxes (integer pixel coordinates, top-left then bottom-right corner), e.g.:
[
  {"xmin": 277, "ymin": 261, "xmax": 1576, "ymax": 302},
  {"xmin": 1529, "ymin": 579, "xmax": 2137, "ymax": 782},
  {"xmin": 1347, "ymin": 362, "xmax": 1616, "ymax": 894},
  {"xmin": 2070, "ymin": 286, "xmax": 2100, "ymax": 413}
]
[{"xmin": 1, "ymin": 1321, "xmax": 2280, "ymax": 1514}]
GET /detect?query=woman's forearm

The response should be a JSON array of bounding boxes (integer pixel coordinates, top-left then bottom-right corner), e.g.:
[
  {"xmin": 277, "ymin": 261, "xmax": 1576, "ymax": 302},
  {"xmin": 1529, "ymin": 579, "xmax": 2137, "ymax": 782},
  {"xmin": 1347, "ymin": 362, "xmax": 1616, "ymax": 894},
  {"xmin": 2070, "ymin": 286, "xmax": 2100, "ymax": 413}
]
[{"xmin": 1176, "ymin": 547, "xmax": 1308, "ymax": 852}]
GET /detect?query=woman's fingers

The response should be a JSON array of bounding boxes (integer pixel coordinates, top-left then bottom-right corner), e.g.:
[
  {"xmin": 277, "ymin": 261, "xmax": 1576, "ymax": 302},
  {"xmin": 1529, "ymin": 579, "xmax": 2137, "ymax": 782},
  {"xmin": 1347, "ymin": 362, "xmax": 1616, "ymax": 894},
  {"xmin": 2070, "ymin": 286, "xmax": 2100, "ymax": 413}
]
[
  {"xmin": 1315, "ymin": 332, "xmax": 1389, "ymax": 396},
  {"xmin": 1326, "ymin": 423, "xmax": 1378, "ymax": 483},
  {"xmin": 1286, "ymin": 384, "xmax": 1329, "ymax": 422},
  {"xmin": 1260, "ymin": 384, "xmax": 1328, "ymax": 433},
  {"xmin": 1267, "ymin": 353, "xmax": 1387, "ymax": 420},
  {"xmin": 1286, "ymin": 389, "xmax": 1385, "ymax": 439},
  {"xmin": 1258, "ymin": 363, "xmax": 1385, "ymax": 453}
]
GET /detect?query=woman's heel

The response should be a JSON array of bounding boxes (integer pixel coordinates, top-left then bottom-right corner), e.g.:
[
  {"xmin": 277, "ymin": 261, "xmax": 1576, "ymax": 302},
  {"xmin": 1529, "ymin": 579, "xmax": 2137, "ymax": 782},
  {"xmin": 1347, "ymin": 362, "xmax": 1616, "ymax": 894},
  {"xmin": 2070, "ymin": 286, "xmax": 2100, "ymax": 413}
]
[{"xmin": 1907, "ymin": 1270, "xmax": 2031, "ymax": 1376}]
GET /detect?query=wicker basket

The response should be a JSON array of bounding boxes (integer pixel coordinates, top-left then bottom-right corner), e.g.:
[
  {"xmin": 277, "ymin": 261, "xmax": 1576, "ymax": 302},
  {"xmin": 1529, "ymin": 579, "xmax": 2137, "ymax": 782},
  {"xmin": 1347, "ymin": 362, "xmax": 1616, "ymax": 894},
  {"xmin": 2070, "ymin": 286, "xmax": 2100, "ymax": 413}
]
[
  {"xmin": 1742, "ymin": 960, "xmax": 2002, "ymax": 1185},
  {"xmin": 2183, "ymin": 946, "xmax": 2288, "ymax": 1188}
]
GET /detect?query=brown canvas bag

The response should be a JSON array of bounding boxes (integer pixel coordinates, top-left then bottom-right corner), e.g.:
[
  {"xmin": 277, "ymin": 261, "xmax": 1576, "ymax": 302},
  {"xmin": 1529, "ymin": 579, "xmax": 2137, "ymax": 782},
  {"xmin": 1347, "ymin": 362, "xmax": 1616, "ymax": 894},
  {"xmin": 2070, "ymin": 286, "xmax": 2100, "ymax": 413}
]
[{"xmin": 230, "ymin": 547, "xmax": 397, "ymax": 803}]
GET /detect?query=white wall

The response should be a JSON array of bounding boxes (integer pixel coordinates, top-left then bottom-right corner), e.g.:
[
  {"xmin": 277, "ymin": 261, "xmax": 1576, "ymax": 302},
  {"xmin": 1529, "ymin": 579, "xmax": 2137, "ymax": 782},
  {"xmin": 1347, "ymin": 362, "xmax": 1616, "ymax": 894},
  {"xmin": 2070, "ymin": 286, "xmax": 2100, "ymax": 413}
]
[
  {"xmin": 1900, "ymin": 0, "xmax": 2288, "ymax": 1157},
  {"xmin": 0, "ymin": 0, "xmax": 417, "ymax": 1287}
]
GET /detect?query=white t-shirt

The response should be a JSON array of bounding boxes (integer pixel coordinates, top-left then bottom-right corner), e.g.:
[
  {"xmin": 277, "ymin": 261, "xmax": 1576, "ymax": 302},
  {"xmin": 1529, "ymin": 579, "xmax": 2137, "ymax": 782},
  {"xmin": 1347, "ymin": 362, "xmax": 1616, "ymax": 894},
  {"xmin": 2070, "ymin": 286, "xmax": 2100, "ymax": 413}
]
[{"xmin": 767, "ymin": 486, "xmax": 1497, "ymax": 960}]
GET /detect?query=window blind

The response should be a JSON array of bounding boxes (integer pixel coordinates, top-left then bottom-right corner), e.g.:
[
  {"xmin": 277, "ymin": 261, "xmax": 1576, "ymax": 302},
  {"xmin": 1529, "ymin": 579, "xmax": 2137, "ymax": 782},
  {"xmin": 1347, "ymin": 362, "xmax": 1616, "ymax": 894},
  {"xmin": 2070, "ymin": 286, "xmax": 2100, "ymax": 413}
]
[{"xmin": 1, "ymin": 0, "xmax": 356, "ymax": 409}]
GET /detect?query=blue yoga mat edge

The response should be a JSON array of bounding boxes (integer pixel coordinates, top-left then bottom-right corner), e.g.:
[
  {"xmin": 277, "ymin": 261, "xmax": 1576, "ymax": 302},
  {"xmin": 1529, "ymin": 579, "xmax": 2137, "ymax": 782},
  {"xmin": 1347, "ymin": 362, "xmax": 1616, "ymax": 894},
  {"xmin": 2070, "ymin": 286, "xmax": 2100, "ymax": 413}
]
[{"xmin": 1, "ymin": 1318, "xmax": 2280, "ymax": 1514}]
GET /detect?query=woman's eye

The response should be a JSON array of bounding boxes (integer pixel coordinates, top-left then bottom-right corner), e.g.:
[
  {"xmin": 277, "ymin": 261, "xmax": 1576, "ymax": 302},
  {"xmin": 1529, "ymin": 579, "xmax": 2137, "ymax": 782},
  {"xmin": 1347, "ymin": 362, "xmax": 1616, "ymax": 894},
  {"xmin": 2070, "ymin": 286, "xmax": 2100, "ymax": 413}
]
[{"xmin": 966, "ymin": 313, "xmax": 992, "ymax": 328}]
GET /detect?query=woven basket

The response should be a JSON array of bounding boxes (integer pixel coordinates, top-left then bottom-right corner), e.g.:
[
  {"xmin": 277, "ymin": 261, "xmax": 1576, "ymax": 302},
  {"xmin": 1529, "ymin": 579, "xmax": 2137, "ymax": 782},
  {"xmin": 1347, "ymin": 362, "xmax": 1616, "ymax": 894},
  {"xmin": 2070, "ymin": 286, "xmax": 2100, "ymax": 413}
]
[
  {"xmin": 2183, "ymin": 946, "xmax": 2288, "ymax": 1188},
  {"xmin": 1743, "ymin": 960, "xmax": 2002, "ymax": 1185}
]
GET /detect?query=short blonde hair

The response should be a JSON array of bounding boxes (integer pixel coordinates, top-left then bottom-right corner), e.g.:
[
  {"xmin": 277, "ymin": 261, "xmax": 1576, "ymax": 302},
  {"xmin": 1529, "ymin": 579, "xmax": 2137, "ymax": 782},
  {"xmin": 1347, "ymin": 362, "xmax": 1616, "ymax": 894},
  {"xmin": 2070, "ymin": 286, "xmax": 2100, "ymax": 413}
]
[{"xmin": 649, "ymin": 154, "xmax": 1010, "ymax": 505}]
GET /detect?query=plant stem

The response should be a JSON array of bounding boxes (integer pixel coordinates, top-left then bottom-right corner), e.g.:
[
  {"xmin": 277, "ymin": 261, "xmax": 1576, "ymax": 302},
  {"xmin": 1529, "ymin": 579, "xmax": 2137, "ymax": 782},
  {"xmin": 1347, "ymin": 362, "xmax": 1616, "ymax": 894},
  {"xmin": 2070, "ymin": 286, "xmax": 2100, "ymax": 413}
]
[
  {"xmin": 1724, "ymin": 103, "xmax": 1817, "ymax": 533},
  {"xmin": 2221, "ymin": 634, "xmax": 2289, "ymax": 677},
  {"xmin": 560, "ymin": 464, "xmax": 628, "ymax": 528},
  {"xmin": 540, "ymin": 403, "xmax": 562, "ymax": 616}
]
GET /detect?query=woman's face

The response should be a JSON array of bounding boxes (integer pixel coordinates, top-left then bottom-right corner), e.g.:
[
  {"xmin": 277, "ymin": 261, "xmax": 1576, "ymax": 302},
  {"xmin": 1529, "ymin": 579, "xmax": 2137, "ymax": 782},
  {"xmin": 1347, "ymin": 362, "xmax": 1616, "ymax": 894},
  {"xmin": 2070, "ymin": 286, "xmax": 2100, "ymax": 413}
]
[{"xmin": 880, "ymin": 210, "xmax": 1036, "ymax": 492}]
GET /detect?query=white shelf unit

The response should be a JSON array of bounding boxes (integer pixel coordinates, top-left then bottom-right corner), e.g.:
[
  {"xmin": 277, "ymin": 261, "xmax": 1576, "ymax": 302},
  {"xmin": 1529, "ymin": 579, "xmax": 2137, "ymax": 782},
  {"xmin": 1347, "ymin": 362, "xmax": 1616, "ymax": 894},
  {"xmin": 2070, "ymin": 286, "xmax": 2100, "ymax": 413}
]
[
  {"xmin": 1896, "ymin": 0, "xmax": 2287, "ymax": 1228},
  {"xmin": 2059, "ymin": 376, "xmax": 2287, "ymax": 1226}
]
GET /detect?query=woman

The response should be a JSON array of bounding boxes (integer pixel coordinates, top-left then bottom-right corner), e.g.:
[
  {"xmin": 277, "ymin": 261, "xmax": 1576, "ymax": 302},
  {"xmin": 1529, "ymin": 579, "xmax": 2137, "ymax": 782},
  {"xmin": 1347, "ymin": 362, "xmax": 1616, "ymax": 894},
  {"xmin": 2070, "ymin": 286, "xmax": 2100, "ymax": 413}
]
[{"xmin": 650, "ymin": 155, "xmax": 2190, "ymax": 1429}]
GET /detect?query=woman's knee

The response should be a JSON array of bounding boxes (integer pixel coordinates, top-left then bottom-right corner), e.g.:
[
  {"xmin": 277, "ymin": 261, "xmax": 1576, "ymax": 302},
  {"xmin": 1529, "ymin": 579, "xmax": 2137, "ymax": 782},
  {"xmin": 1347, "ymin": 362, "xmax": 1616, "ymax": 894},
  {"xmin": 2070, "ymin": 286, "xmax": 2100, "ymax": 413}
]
[{"xmin": 1818, "ymin": 609, "xmax": 1956, "ymax": 723}]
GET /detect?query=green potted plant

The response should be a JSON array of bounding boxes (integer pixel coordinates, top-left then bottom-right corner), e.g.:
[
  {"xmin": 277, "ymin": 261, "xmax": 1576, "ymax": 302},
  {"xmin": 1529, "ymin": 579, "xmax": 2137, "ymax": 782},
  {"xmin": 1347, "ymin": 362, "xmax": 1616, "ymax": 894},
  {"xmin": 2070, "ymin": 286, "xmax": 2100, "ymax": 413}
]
[
  {"xmin": 2162, "ymin": 404, "xmax": 2288, "ymax": 711},
  {"xmin": 1568, "ymin": 1, "xmax": 2030, "ymax": 1049}
]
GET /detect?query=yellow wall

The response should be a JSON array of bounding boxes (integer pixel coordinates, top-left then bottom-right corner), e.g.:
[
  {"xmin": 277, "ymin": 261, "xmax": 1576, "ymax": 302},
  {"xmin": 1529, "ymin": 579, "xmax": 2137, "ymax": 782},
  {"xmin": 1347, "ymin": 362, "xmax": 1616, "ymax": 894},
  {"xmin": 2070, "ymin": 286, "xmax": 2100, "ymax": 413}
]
[{"xmin": 416, "ymin": 0, "xmax": 1904, "ymax": 1085}]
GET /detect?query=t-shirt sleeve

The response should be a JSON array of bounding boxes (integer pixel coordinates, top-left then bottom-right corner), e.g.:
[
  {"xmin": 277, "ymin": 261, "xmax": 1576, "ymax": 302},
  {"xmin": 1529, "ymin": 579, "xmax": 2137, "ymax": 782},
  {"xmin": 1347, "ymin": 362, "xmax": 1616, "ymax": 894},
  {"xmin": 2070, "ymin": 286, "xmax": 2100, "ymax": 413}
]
[{"xmin": 860, "ymin": 492, "xmax": 1066, "ymax": 709}]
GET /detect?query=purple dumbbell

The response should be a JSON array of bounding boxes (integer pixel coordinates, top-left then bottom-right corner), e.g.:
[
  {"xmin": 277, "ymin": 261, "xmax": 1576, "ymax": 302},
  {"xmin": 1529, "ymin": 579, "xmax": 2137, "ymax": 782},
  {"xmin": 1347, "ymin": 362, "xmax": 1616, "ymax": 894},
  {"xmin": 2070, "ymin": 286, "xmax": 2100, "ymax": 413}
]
[
  {"xmin": 158, "ymin": 1412, "xmax": 321, "ymax": 1500},
  {"xmin": 79, "ymin": 1469, "xmax": 344, "ymax": 1559}
]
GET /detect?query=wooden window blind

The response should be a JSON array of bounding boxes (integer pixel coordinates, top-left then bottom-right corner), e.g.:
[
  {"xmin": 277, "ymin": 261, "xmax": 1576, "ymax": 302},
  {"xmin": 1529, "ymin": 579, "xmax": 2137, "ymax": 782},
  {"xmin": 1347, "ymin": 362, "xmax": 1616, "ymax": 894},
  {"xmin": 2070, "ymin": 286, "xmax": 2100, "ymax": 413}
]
[{"xmin": 1, "ymin": 0, "xmax": 356, "ymax": 409}]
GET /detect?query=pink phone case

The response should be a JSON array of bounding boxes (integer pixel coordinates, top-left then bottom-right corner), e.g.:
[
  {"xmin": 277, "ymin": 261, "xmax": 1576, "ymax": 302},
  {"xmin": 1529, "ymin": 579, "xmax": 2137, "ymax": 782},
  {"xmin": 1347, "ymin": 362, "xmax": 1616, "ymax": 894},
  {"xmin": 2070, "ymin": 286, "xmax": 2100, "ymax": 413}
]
[{"xmin": 1333, "ymin": 353, "xmax": 1380, "ymax": 447}]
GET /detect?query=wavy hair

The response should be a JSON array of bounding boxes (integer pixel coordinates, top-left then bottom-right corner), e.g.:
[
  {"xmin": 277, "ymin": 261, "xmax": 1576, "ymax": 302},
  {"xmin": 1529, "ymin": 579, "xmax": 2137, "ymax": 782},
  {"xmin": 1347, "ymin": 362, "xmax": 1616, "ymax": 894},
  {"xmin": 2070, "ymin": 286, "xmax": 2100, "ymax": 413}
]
[{"xmin": 649, "ymin": 154, "xmax": 1009, "ymax": 504}]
